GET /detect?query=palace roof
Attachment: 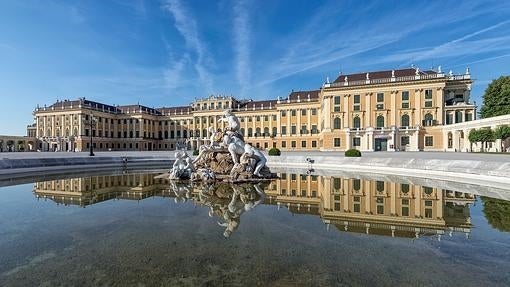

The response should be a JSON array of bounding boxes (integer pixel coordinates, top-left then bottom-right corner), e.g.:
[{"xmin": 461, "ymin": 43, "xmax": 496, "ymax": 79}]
[{"xmin": 333, "ymin": 68, "xmax": 437, "ymax": 83}]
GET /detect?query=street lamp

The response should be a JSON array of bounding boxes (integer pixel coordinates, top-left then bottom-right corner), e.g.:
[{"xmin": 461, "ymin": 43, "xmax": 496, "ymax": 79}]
[{"xmin": 89, "ymin": 113, "xmax": 97, "ymax": 156}]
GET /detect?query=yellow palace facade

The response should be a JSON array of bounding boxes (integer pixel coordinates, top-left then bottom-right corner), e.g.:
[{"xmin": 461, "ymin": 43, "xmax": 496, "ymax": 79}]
[{"xmin": 31, "ymin": 67, "xmax": 474, "ymax": 152}]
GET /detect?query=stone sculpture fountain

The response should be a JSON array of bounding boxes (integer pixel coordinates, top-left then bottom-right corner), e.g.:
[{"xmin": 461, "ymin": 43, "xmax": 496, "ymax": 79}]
[{"xmin": 164, "ymin": 109, "xmax": 272, "ymax": 182}]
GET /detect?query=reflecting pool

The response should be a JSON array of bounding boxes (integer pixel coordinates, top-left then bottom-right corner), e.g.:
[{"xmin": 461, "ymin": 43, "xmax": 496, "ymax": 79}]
[{"xmin": 1, "ymin": 170, "xmax": 510, "ymax": 286}]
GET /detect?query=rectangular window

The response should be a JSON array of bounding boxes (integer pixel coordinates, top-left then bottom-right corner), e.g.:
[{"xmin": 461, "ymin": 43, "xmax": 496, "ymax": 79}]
[
  {"xmin": 425, "ymin": 101, "xmax": 433, "ymax": 107},
  {"xmin": 425, "ymin": 208, "xmax": 433, "ymax": 218},
  {"xmin": 301, "ymin": 109, "xmax": 306, "ymax": 116},
  {"xmin": 281, "ymin": 141, "xmax": 286, "ymax": 148},
  {"xmin": 401, "ymin": 136, "xmax": 410, "ymax": 146},
  {"xmin": 291, "ymin": 126, "xmax": 296, "ymax": 135},
  {"xmin": 291, "ymin": 141, "xmax": 296, "ymax": 148},
  {"xmin": 281, "ymin": 110, "xmax": 286, "ymax": 117},
  {"xmin": 376, "ymin": 103, "xmax": 384, "ymax": 110},
  {"xmin": 291, "ymin": 110, "xmax": 296, "ymax": 116},
  {"xmin": 301, "ymin": 125, "xmax": 307, "ymax": 134},
  {"xmin": 353, "ymin": 203, "xmax": 360, "ymax": 213},
  {"xmin": 446, "ymin": 114, "xmax": 454, "ymax": 125},
  {"xmin": 401, "ymin": 102, "xmax": 410, "ymax": 109},
  {"xmin": 311, "ymin": 108, "xmax": 317, "ymax": 115},
  {"xmin": 402, "ymin": 206, "xmax": 409, "ymax": 217},
  {"xmin": 402, "ymin": 91, "xmax": 409, "ymax": 101},
  {"xmin": 281, "ymin": 126, "xmax": 287, "ymax": 135},
  {"xmin": 465, "ymin": 113, "xmax": 473, "ymax": 121},
  {"xmin": 354, "ymin": 94, "xmax": 360, "ymax": 104},
  {"xmin": 377, "ymin": 205, "xmax": 384, "ymax": 215},
  {"xmin": 334, "ymin": 106, "xmax": 341, "ymax": 112},
  {"xmin": 311, "ymin": 125, "xmax": 318, "ymax": 134},
  {"xmin": 334, "ymin": 138, "xmax": 341, "ymax": 147},
  {"xmin": 377, "ymin": 93, "xmax": 384, "ymax": 102},
  {"xmin": 425, "ymin": 136, "xmax": 433, "ymax": 146},
  {"xmin": 353, "ymin": 105, "xmax": 361, "ymax": 111},
  {"xmin": 353, "ymin": 137, "xmax": 361, "ymax": 147},
  {"xmin": 301, "ymin": 141, "xmax": 307, "ymax": 148},
  {"xmin": 312, "ymin": 141, "xmax": 317, "ymax": 148},
  {"xmin": 425, "ymin": 89, "xmax": 433, "ymax": 99},
  {"xmin": 334, "ymin": 96, "xmax": 341, "ymax": 105}
]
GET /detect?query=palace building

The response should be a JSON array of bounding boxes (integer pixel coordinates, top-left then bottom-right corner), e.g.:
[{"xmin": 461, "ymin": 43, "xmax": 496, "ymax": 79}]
[{"xmin": 30, "ymin": 67, "xmax": 477, "ymax": 152}]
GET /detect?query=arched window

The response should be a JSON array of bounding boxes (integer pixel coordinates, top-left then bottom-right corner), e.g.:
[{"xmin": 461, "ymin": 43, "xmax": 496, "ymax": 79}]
[
  {"xmin": 401, "ymin": 114, "xmax": 410, "ymax": 127},
  {"xmin": 264, "ymin": 127, "xmax": 269, "ymax": 136},
  {"xmin": 65, "ymin": 128, "xmax": 70, "ymax": 137},
  {"xmin": 334, "ymin": 117, "xmax": 341, "ymax": 129},
  {"xmin": 353, "ymin": 116, "xmax": 361, "ymax": 129},
  {"xmin": 202, "ymin": 129, "xmax": 207, "ymax": 138},
  {"xmin": 240, "ymin": 128, "xmax": 245, "ymax": 137},
  {"xmin": 248, "ymin": 128, "xmax": 253, "ymax": 137},
  {"xmin": 376, "ymin": 115, "xmax": 385, "ymax": 128},
  {"xmin": 272, "ymin": 127, "xmax": 277, "ymax": 137},
  {"xmin": 353, "ymin": 179, "xmax": 361, "ymax": 191},
  {"xmin": 424, "ymin": 113, "xmax": 434, "ymax": 126},
  {"xmin": 73, "ymin": 128, "xmax": 78, "ymax": 137},
  {"xmin": 256, "ymin": 127, "xmax": 261, "ymax": 136}
]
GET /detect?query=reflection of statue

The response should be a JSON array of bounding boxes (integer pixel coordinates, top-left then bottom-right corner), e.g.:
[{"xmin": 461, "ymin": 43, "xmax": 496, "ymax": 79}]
[
  {"xmin": 170, "ymin": 181, "xmax": 192, "ymax": 203},
  {"xmin": 170, "ymin": 151, "xmax": 194, "ymax": 180},
  {"xmin": 172, "ymin": 182, "xmax": 267, "ymax": 238}
]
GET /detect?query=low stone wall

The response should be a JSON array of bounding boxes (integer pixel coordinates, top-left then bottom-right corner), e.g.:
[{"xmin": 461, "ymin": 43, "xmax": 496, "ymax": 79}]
[
  {"xmin": 0, "ymin": 156, "xmax": 173, "ymax": 181},
  {"xmin": 266, "ymin": 155, "xmax": 510, "ymax": 189}
]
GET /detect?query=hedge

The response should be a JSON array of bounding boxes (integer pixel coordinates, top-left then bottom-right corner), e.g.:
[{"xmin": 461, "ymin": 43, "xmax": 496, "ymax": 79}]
[{"xmin": 345, "ymin": 149, "xmax": 361, "ymax": 157}]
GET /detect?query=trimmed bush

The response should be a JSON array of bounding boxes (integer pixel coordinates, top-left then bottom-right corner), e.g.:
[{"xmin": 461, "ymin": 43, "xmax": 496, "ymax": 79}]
[
  {"xmin": 345, "ymin": 149, "xmax": 361, "ymax": 157},
  {"xmin": 268, "ymin": 148, "xmax": 281, "ymax": 156},
  {"xmin": 192, "ymin": 149, "xmax": 199, "ymax": 156}
]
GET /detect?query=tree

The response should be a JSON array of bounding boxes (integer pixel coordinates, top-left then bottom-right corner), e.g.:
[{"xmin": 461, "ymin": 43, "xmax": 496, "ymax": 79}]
[
  {"xmin": 494, "ymin": 125, "xmax": 510, "ymax": 152},
  {"xmin": 480, "ymin": 76, "xmax": 510, "ymax": 118},
  {"xmin": 468, "ymin": 128, "xmax": 495, "ymax": 152},
  {"xmin": 482, "ymin": 196, "xmax": 510, "ymax": 232}
]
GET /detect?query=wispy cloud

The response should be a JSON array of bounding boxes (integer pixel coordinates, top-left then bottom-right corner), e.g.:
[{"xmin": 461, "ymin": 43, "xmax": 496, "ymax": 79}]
[
  {"xmin": 164, "ymin": 54, "xmax": 190, "ymax": 90},
  {"xmin": 232, "ymin": 0, "xmax": 251, "ymax": 97},
  {"xmin": 394, "ymin": 20, "xmax": 510, "ymax": 67},
  {"xmin": 163, "ymin": 0, "xmax": 214, "ymax": 94},
  {"xmin": 253, "ymin": 1, "xmax": 510, "ymax": 88}
]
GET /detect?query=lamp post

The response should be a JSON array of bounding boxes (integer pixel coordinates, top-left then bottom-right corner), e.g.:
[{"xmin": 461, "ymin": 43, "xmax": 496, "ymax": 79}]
[{"xmin": 89, "ymin": 113, "xmax": 97, "ymax": 156}]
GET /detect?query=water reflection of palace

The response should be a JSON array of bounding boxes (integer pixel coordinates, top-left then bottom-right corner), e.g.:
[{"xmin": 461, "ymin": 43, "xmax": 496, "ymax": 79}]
[
  {"xmin": 34, "ymin": 174, "xmax": 172, "ymax": 206},
  {"xmin": 34, "ymin": 173, "xmax": 475, "ymax": 239},
  {"xmin": 266, "ymin": 173, "xmax": 475, "ymax": 239}
]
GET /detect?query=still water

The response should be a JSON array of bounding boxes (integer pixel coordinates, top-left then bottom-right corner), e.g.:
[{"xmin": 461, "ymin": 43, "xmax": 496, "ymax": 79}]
[{"xmin": 0, "ymin": 169, "xmax": 509, "ymax": 286}]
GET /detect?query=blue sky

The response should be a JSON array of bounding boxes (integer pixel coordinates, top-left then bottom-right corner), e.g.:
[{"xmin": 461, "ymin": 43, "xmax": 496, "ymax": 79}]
[{"xmin": 1, "ymin": 0, "xmax": 509, "ymax": 135}]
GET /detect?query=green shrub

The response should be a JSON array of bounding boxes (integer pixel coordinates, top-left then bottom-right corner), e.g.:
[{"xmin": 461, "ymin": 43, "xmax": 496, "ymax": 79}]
[
  {"xmin": 345, "ymin": 149, "xmax": 361, "ymax": 157},
  {"xmin": 192, "ymin": 149, "xmax": 199, "ymax": 156},
  {"xmin": 268, "ymin": 148, "xmax": 281, "ymax": 156}
]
